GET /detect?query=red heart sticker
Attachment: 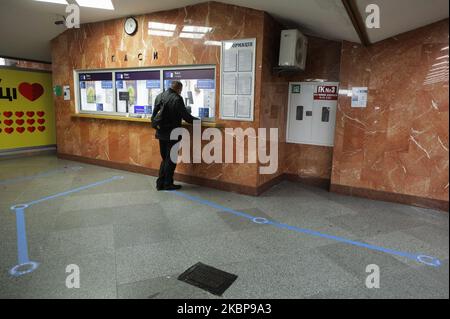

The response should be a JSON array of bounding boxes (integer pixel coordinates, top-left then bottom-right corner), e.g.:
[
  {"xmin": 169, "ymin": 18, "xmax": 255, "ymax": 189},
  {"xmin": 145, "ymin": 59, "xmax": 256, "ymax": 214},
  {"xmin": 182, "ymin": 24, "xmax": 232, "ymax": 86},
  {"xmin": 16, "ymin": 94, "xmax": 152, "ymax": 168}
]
[
  {"xmin": 16, "ymin": 127, "xmax": 25, "ymax": 134},
  {"xmin": 27, "ymin": 127, "xmax": 36, "ymax": 133},
  {"xmin": 37, "ymin": 111, "xmax": 45, "ymax": 117},
  {"xmin": 4, "ymin": 119, "xmax": 13, "ymax": 126},
  {"xmin": 16, "ymin": 119, "xmax": 25, "ymax": 125},
  {"xmin": 18, "ymin": 83, "xmax": 44, "ymax": 101},
  {"xmin": 5, "ymin": 127, "xmax": 14, "ymax": 134},
  {"xmin": 27, "ymin": 119, "xmax": 35, "ymax": 125},
  {"xmin": 15, "ymin": 112, "xmax": 24, "ymax": 118},
  {"xmin": 38, "ymin": 126, "xmax": 46, "ymax": 132},
  {"xmin": 3, "ymin": 112, "xmax": 13, "ymax": 118},
  {"xmin": 37, "ymin": 119, "xmax": 46, "ymax": 125},
  {"xmin": 26, "ymin": 111, "xmax": 35, "ymax": 117}
]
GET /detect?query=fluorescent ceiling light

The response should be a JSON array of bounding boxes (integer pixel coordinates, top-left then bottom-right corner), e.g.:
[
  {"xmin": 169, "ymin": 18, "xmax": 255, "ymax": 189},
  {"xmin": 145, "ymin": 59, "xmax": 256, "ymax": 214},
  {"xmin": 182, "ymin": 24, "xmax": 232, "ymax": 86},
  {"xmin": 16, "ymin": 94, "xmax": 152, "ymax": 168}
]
[
  {"xmin": 148, "ymin": 22, "xmax": 177, "ymax": 31},
  {"xmin": 75, "ymin": 0, "xmax": 114, "ymax": 10},
  {"xmin": 204, "ymin": 41, "xmax": 222, "ymax": 46},
  {"xmin": 34, "ymin": 0, "xmax": 68, "ymax": 4},
  {"xmin": 182, "ymin": 26, "xmax": 213, "ymax": 34},
  {"xmin": 436, "ymin": 55, "xmax": 449, "ymax": 60},
  {"xmin": 148, "ymin": 30, "xmax": 173, "ymax": 37},
  {"xmin": 0, "ymin": 58, "xmax": 5, "ymax": 66},
  {"xmin": 180, "ymin": 32, "xmax": 205, "ymax": 39},
  {"xmin": 441, "ymin": 46, "xmax": 449, "ymax": 51}
]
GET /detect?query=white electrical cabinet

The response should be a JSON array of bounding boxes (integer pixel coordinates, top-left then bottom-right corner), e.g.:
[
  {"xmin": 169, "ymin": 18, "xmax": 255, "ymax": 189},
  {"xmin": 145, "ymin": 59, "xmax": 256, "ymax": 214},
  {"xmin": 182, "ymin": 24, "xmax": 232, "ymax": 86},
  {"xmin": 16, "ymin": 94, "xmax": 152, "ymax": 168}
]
[{"xmin": 286, "ymin": 82, "xmax": 339, "ymax": 147}]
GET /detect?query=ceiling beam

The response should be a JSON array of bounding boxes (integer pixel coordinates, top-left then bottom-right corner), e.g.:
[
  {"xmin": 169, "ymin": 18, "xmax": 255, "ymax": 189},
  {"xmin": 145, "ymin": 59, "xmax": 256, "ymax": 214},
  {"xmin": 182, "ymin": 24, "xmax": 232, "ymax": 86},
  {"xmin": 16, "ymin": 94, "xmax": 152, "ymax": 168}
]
[
  {"xmin": 341, "ymin": 0, "xmax": 371, "ymax": 46},
  {"xmin": 0, "ymin": 55, "xmax": 52, "ymax": 65}
]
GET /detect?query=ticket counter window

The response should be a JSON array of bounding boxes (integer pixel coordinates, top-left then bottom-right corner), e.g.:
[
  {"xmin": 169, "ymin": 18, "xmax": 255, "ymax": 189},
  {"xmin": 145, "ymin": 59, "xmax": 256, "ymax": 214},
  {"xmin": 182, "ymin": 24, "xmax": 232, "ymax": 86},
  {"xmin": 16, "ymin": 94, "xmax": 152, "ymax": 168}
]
[
  {"xmin": 163, "ymin": 68, "xmax": 216, "ymax": 121},
  {"xmin": 115, "ymin": 70, "xmax": 162, "ymax": 115},
  {"xmin": 78, "ymin": 72, "xmax": 114, "ymax": 112}
]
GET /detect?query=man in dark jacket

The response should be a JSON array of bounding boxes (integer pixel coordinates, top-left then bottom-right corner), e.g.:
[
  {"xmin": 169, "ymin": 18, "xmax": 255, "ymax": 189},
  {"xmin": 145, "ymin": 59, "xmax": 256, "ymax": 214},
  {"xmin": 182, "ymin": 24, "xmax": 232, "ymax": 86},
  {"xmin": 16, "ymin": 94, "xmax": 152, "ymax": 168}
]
[{"xmin": 151, "ymin": 81, "xmax": 199, "ymax": 191}]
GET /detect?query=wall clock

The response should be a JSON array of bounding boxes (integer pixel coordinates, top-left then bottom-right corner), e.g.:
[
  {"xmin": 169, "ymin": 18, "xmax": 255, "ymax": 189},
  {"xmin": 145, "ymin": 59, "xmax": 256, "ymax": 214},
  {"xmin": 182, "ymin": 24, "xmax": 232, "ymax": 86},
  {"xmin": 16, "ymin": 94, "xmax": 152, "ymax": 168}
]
[{"xmin": 124, "ymin": 17, "xmax": 138, "ymax": 36}]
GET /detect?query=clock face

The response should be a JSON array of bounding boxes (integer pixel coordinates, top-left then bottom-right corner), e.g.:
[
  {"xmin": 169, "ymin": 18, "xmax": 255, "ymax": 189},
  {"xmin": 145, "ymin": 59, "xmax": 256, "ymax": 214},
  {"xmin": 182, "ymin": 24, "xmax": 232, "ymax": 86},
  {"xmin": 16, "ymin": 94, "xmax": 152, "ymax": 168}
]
[{"xmin": 125, "ymin": 17, "xmax": 137, "ymax": 35}]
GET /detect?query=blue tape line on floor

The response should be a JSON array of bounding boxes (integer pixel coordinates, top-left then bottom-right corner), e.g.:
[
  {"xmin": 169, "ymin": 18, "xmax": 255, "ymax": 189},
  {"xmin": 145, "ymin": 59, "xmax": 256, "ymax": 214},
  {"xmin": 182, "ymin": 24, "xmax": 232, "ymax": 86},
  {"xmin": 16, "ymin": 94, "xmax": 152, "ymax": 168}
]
[
  {"xmin": 170, "ymin": 191, "xmax": 441, "ymax": 268},
  {"xmin": 25, "ymin": 175, "xmax": 123, "ymax": 207},
  {"xmin": 9, "ymin": 175, "xmax": 124, "ymax": 277}
]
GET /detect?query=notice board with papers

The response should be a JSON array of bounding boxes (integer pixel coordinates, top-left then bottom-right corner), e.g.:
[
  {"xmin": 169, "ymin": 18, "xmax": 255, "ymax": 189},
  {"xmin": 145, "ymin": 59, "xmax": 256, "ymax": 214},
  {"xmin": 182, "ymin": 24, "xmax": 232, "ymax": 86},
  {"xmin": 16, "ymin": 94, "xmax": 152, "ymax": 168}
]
[{"xmin": 220, "ymin": 38, "xmax": 256, "ymax": 121}]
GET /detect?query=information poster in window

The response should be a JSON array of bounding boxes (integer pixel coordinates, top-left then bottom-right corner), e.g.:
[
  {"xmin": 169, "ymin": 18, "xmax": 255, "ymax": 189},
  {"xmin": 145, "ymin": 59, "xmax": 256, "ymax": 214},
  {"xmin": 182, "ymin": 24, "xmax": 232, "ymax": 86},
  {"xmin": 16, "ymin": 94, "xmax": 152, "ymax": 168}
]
[
  {"xmin": 115, "ymin": 70, "xmax": 161, "ymax": 114},
  {"xmin": 163, "ymin": 68, "xmax": 216, "ymax": 121},
  {"xmin": 220, "ymin": 38, "xmax": 256, "ymax": 121},
  {"xmin": 78, "ymin": 72, "xmax": 114, "ymax": 112}
]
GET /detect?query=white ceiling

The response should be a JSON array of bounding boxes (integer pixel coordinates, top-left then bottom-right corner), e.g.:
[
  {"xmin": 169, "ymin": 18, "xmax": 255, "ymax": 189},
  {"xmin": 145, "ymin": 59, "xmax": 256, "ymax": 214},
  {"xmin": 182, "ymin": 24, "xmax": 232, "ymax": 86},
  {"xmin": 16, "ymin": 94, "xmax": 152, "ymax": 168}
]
[
  {"xmin": 356, "ymin": 0, "xmax": 449, "ymax": 43},
  {"xmin": 0, "ymin": 0, "xmax": 448, "ymax": 62}
]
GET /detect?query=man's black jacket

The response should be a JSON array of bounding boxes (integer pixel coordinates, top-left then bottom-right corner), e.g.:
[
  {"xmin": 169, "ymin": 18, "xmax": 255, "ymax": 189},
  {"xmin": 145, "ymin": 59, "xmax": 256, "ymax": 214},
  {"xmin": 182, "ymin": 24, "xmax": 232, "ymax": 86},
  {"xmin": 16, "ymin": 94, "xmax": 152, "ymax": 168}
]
[{"xmin": 151, "ymin": 88, "xmax": 197, "ymax": 140}]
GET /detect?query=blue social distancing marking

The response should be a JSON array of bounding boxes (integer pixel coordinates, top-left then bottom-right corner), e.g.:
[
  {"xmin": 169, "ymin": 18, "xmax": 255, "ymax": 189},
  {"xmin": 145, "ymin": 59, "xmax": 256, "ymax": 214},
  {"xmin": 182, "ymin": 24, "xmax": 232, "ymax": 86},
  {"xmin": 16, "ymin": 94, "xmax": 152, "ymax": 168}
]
[
  {"xmin": 9, "ymin": 176, "xmax": 124, "ymax": 277},
  {"xmin": 169, "ymin": 191, "xmax": 442, "ymax": 268}
]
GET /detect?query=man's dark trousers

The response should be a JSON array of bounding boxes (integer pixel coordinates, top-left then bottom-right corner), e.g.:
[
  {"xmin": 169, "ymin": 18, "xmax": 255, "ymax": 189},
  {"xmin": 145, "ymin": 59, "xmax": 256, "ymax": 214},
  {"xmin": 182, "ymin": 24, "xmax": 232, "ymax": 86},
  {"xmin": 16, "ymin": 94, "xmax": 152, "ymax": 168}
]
[{"xmin": 157, "ymin": 138, "xmax": 178, "ymax": 189}]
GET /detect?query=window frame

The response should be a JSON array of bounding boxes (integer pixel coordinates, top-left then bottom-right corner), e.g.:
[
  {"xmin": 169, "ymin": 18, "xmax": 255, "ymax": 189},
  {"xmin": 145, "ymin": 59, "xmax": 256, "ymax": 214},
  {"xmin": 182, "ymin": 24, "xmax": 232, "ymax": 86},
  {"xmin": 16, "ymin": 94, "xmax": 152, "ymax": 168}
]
[{"xmin": 74, "ymin": 64, "xmax": 217, "ymax": 122}]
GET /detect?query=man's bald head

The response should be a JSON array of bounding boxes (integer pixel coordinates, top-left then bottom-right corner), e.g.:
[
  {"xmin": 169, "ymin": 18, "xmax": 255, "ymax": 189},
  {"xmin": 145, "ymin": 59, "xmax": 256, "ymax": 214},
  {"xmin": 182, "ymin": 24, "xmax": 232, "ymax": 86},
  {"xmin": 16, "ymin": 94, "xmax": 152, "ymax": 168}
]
[{"xmin": 170, "ymin": 81, "xmax": 183, "ymax": 95}]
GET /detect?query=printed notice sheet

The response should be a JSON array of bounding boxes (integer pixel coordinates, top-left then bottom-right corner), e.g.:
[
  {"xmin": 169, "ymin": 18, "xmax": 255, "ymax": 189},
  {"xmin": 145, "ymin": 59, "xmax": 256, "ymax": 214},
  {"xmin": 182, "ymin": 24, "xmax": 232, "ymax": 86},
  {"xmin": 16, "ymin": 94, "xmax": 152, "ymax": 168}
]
[
  {"xmin": 223, "ymin": 74, "xmax": 237, "ymax": 95},
  {"xmin": 237, "ymin": 74, "xmax": 252, "ymax": 95},
  {"xmin": 224, "ymin": 50, "xmax": 237, "ymax": 72},
  {"xmin": 222, "ymin": 96, "xmax": 237, "ymax": 117},
  {"xmin": 351, "ymin": 87, "xmax": 368, "ymax": 108},
  {"xmin": 220, "ymin": 38, "xmax": 256, "ymax": 121},
  {"xmin": 238, "ymin": 50, "xmax": 253, "ymax": 72},
  {"xmin": 237, "ymin": 96, "xmax": 251, "ymax": 118}
]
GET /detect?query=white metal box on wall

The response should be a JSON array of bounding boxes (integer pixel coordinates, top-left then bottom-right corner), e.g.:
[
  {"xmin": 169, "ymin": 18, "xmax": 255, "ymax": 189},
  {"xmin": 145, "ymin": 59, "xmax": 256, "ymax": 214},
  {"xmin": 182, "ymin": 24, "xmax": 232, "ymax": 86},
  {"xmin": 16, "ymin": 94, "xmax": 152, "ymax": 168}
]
[
  {"xmin": 278, "ymin": 29, "xmax": 308, "ymax": 70},
  {"xmin": 286, "ymin": 82, "xmax": 339, "ymax": 147}
]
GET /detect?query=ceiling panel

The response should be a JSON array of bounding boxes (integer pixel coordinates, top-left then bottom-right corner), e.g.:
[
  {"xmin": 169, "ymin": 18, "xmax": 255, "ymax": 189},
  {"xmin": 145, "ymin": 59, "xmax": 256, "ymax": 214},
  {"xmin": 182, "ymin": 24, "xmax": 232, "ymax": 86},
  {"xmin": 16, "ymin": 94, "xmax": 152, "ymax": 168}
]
[
  {"xmin": 356, "ymin": 0, "xmax": 449, "ymax": 43},
  {"xmin": 0, "ymin": 0, "xmax": 448, "ymax": 62}
]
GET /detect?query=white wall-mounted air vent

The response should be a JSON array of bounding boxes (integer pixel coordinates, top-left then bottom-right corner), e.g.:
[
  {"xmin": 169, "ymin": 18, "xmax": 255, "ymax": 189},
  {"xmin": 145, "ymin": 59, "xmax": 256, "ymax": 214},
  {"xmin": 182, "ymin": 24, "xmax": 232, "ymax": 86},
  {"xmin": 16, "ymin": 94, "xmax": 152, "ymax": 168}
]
[{"xmin": 279, "ymin": 29, "xmax": 308, "ymax": 70}]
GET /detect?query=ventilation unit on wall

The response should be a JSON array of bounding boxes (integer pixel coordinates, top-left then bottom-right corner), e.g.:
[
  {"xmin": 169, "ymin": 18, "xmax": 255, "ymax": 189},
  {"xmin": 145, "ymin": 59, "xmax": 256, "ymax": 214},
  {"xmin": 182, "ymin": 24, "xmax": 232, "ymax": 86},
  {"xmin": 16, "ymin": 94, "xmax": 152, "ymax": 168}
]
[{"xmin": 278, "ymin": 29, "xmax": 308, "ymax": 71}]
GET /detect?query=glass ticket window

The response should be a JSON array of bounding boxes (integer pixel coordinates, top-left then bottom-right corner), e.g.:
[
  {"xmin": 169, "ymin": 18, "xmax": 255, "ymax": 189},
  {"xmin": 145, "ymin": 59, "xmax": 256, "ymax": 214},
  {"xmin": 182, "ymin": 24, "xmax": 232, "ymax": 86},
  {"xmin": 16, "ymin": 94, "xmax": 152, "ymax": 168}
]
[
  {"xmin": 163, "ymin": 68, "xmax": 216, "ymax": 121},
  {"xmin": 78, "ymin": 72, "xmax": 114, "ymax": 112},
  {"xmin": 115, "ymin": 70, "xmax": 162, "ymax": 115}
]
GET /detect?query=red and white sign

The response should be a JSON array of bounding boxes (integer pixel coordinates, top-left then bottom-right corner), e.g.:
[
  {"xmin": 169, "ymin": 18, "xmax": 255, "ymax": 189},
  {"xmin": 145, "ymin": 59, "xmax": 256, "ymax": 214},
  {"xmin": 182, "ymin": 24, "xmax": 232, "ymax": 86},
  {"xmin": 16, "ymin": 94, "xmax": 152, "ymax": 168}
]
[{"xmin": 313, "ymin": 85, "xmax": 338, "ymax": 101}]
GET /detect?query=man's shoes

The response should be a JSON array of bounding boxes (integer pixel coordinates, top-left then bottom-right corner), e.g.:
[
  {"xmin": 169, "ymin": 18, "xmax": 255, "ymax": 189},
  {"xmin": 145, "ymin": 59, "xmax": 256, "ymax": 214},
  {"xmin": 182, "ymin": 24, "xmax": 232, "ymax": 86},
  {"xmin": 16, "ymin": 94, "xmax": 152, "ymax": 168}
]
[{"xmin": 162, "ymin": 184, "xmax": 182, "ymax": 191}]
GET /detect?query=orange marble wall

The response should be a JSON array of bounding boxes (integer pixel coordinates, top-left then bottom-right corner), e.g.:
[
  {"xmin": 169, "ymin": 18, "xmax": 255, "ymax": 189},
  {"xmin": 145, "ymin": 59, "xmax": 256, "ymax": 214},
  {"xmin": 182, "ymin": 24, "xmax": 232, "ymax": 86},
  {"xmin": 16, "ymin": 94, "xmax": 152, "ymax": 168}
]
[
  {"xmin": 256, "ymin": 14, "xmax": 342, "ymax": 186},
  {"xmin": 282, "ymin": 37, "xmax": 342, "ymax": 181},
  {"xmin": 52, "ymin": 1, "xmax": 267, "ymax": 188},
  {"xmin": 257, "ymin": 13, "xmax": 288, "ymax": 186},
  {"xmin": 332, "ymin": 19, "xmax": 449, "ymax": 202}
]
